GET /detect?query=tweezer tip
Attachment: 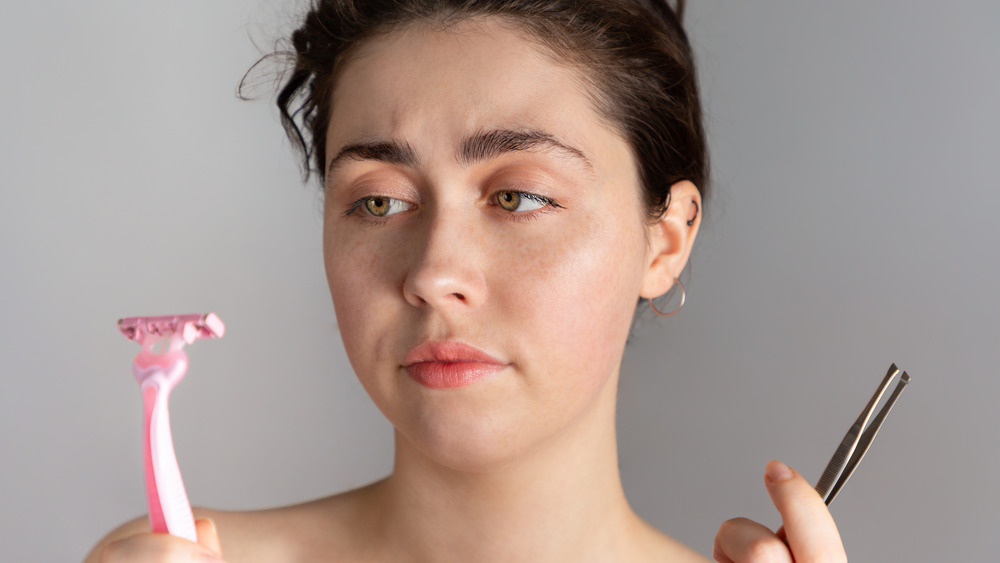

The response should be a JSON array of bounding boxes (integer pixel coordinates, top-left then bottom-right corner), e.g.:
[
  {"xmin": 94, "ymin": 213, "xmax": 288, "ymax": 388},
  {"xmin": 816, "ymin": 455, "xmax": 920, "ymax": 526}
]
[{"xmin": 901, "ymin": 371, "xmax": 911, "ymax": 383}]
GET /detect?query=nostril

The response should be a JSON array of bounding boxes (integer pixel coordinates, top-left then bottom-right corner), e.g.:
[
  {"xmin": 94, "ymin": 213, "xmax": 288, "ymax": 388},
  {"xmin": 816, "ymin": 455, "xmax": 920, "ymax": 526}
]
[{"xmin": 402, "ymin": 262, "xmax": 485, "ymax": 308}]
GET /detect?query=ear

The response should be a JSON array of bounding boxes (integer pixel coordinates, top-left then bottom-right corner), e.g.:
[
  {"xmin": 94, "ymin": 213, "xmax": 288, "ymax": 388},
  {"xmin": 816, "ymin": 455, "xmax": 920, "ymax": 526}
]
[{"xmin": 639, "ymin": 180, "xmax": 702, "ymax": 300}]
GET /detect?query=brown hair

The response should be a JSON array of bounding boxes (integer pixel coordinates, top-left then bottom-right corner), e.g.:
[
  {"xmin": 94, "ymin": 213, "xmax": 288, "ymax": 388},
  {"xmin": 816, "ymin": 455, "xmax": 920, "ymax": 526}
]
[{"xmin": 265, "ymin": 0, "xmax": 708, "ymax": 219}]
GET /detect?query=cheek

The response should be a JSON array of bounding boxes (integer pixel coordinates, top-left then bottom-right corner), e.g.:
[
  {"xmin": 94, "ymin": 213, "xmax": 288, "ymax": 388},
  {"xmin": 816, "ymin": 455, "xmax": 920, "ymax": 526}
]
[
  {"xmin": 322, "ymin": 222, "xmax": 400, "ymax": 371},
  {"xmin": 324, "ymin": 226, "xmax": 366, "ymax": 322},
  {"xmin": 495, "ymin": 208, "xmax": 647, "ymax": 383}
]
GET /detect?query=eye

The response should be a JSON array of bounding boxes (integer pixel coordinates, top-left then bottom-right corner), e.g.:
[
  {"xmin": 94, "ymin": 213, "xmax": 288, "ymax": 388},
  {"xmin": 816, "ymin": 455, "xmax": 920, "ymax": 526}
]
[
  {"xmin": 346, "ymin": 196, "xmax": 412, "ymax": 218},
  {"xmin": 495, "ymin": 190, "xmax": 551, "ymax": 213}
]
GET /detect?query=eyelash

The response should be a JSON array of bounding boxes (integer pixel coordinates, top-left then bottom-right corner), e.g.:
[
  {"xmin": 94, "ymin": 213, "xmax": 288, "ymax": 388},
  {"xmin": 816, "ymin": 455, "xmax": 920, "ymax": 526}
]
[
  {"xmin": 342, "ymin": 191, "xmax": 563, "ymax": 222},
  {"xmin": 343, "ymin": 196, "xmax": 411, "ymax": 219},
  {"xmin": 493, "ymin": 191, "xmax": 563, "ymax": 222}
]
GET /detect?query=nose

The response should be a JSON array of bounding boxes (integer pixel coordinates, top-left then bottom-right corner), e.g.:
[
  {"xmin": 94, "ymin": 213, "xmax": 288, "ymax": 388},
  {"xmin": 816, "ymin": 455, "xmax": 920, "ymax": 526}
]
[{"xmin": 402, "ymin": 207, "xmax": 488, "ymax": 310}]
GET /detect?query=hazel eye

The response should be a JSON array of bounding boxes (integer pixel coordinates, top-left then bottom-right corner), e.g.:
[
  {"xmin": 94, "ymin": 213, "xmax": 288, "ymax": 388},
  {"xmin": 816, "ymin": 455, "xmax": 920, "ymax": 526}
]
[
  {"xmin": 496, "ymin": 191, "xmax": 520, "ymax": 211},
  {"xmin": 361, "ymin": 196, "xmax": 409, "ymax": 217},
  {"xmin": 495, "ymin": 190, "xmax": 549, "ymax": 213},
  {"xmin": 365, "ymin": 197, "xmax": 389, "ymax": 216}
]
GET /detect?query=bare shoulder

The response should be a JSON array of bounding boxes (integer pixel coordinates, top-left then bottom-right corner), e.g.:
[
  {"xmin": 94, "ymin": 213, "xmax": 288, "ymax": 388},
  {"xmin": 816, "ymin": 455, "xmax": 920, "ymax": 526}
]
[
  {"xmin": 205, "ymin": 483, "xmax": 381, "ymax": 562},
  {"xmin": 631, "ymin": 516, "xmax": 712, "ymax": 563},
  {"xmin": 85, "ymin": 482, "xmax": 384, "ymax": 563}
]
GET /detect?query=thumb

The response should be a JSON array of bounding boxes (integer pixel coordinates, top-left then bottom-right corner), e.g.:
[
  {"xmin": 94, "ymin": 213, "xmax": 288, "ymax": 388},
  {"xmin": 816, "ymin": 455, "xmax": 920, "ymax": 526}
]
[
  {"xmin": 195, "ymin": 518, "xmax": 223, "ymax": 558},
  {"xmin": 764, "ymin": 460, "xmax": 845, "ymax": 561}
]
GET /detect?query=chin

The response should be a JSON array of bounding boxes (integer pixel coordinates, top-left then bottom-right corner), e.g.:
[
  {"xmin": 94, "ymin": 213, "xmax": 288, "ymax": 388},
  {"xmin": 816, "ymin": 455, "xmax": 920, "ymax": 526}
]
[{"xmin": 392, "ymin": 392, "xmax": 554, "ymax": 473}]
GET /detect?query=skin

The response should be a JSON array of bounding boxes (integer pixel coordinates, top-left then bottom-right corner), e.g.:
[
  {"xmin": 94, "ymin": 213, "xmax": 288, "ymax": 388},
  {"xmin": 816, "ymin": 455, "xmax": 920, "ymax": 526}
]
[{"xmin": 86, "ymin": 17, "xmax": 846, "ymax": 563}]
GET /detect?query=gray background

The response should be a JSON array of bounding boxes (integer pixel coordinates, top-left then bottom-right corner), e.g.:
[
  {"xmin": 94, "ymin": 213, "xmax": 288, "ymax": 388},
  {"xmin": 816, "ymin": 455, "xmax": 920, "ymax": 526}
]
[{"xmin": 1, "ymin": 1, "xmax": 997, "ymax": 561}]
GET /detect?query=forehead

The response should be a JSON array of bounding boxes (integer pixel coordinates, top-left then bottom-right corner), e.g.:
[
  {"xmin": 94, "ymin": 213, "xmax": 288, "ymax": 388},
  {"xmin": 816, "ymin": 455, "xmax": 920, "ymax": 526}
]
[{"xmin": 326, "ymin": 18, "xmax": 628, "ymax": 171}]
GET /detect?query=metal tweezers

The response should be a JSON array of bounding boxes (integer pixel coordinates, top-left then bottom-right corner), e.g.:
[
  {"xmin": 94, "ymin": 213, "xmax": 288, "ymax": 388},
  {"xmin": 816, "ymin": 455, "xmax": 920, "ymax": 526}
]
[{"xmin": 814, "ymin": 363, "xmax": 911, "ymax": 505}]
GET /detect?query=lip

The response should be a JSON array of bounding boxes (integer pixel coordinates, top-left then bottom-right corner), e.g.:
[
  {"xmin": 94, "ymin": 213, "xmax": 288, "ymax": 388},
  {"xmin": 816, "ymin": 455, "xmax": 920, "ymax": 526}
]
[{"xmin": 403, "ymin": 341, "xmax": 507, "ymax": 389}]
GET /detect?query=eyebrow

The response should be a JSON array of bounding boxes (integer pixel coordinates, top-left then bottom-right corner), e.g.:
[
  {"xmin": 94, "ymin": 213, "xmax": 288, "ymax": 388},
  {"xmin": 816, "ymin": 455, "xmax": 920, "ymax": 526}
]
[
  {"xmin": 458, "ymin": 129, "xmax": 593, "ymax": 172},
  {"xmin": 326, "ymin": 128, "xmax": 593, "ymax": 177},
  {"xmin": 327, "ymin": 140, "xmax": 419, "ymax": 175}
]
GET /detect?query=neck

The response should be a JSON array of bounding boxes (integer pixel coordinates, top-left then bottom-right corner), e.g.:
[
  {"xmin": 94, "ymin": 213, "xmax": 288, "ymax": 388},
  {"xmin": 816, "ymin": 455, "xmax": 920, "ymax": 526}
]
[{"xmin": 367, "ymin": 380, "xmax": 640, "ymax": 563}]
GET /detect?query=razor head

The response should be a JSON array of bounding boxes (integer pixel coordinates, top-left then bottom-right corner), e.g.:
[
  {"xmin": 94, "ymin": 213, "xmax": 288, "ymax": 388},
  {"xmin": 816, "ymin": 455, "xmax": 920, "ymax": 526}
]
[{"xmin": 118, "ymin": 313, "xmax": 225, "ymax": 345}]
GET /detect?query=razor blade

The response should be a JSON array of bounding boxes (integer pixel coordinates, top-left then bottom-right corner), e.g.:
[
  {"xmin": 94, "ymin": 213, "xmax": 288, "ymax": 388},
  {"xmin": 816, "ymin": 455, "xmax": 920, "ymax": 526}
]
[{"xmin": 118, "ymin": 313, "xmax": 225, "ymax": 345}]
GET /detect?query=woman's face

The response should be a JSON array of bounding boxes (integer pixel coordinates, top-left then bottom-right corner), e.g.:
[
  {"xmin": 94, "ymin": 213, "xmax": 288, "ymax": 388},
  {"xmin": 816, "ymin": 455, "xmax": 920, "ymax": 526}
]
[{"xmin": 323, "ymin": 18, "xmax": 679, "ymax": 470}]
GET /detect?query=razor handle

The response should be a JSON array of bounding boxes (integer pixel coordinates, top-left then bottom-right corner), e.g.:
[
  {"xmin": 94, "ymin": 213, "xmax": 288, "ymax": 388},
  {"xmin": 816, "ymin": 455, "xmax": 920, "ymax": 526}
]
[{"xmin": 134, "ymin": 351, "xmax": 198, "ymax": 543}]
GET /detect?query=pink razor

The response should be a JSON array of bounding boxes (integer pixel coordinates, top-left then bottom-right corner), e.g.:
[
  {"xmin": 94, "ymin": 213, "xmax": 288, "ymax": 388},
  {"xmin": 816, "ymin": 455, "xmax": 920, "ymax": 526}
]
[{"xmin": 118, "ymin": 313, "xmax": 225, "ymax": 542}]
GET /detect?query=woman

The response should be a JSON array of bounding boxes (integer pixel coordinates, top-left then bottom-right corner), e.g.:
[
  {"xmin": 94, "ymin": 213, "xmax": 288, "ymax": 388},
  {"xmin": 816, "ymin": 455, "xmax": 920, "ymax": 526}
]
[{"xmin": 88, "ymin": 1, "xmax": 846, "ymax": 561}]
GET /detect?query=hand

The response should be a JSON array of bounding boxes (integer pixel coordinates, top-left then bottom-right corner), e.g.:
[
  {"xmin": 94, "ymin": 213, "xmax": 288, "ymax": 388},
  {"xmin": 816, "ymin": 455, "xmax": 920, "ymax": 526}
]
[
  {"xmin": 90, "ymin": 518, "xmax": 224, "ymax": 562},
  {"xmin": 713, "ymin": 460, "xmax": 847, "ymax": 562}
]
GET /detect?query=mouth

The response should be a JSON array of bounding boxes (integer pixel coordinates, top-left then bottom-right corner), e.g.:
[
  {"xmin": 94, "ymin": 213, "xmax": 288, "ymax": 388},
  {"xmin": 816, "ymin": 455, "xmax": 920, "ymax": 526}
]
[{"xmin": 403, "ymin": 341, "xmax": 508, "ymax": 389}]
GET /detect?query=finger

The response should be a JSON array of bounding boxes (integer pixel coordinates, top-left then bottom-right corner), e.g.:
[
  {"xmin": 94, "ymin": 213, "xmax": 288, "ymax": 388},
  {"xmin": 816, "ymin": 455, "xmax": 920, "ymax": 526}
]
[
  {"xmin": 713, "ymin": 517, "xmax": 793, "ymax": 563},
  {"xmin": 764, "ymin": 460, "xmax": 846, "ymax": 562},
  {"xmin": 195, "ymin": 518, "xmax": 223, "ymax": 557},
  {"xmin": 100, "ymin": 532, "xmax": 224, "ymax": 562}
]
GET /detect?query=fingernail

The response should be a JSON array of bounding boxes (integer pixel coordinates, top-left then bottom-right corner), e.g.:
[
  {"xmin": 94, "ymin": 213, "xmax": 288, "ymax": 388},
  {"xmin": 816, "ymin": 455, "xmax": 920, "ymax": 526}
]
[
  {"xmin": 201, "ymin": 518, "xmax": 218, "ymax": 535},
  {"xmin": 766, "ymin": 459, "xmax": 794, "ymax": 483}
]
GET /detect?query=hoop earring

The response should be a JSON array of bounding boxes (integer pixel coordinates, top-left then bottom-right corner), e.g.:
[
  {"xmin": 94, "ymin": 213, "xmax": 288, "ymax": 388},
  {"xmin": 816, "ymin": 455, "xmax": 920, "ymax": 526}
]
[
  {"xmin": 649, "ymin": 278, "xmax": 686, "ymax": 317},
  {"xmin": 687, "ymin": 199, "xmax": 699, "ymax": 227}
]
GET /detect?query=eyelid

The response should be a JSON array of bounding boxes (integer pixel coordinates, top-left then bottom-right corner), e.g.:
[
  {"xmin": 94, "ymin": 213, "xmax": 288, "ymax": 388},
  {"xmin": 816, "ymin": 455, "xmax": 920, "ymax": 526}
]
[{"xmin": 330, "ymin": 167, "xmax": 417, "ymax": 202}]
